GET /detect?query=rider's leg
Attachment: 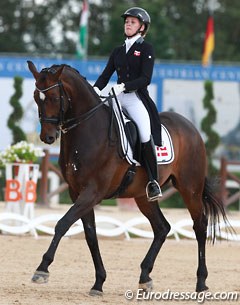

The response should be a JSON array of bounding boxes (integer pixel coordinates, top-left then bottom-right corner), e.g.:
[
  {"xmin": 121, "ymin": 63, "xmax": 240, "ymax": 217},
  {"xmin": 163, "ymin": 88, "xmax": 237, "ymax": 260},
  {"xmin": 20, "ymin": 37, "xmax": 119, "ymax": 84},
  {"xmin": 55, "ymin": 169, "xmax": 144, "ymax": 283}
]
[
  {"xmin": 141, "ymin": 136, "xmax": 162, "ymax": 201},
  {"xmin": 120, "ymin": 93, "xmax": 162, "ymax": 201}
]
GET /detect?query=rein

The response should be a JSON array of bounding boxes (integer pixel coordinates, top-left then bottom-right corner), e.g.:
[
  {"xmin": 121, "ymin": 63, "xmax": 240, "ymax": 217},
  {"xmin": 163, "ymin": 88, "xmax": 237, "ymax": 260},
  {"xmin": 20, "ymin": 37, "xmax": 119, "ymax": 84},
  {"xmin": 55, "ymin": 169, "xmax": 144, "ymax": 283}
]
[{"xmin": 60, "ymin": 98, "xmax": 108, "ymax": 134}]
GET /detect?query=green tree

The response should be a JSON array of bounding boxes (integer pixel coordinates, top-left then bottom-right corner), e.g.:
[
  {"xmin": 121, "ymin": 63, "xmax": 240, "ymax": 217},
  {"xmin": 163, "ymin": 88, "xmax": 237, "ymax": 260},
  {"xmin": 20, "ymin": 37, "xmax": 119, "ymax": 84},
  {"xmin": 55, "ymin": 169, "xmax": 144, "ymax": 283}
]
[
  {"xmin": 7, "ymin": 76, "xmax": 26, "ymax": 144},
  {"xmin": 0, "ymin": 0, "xmax": 27, "ymax": 52},
  {"xmin": 201, "ymin": 80, "xmax": 220, "ymax": 176},
  {"xmin": 1, "ymin": 0, "xmax": 240, "ymax": 62}
]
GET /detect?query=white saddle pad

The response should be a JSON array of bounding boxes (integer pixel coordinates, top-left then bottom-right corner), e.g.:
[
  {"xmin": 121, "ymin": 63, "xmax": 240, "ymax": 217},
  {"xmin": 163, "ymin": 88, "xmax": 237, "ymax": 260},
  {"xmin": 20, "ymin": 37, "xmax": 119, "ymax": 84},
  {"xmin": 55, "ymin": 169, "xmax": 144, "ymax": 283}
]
[
  {"xmin": 156, "ymin": 124, "xmax": 174, "ymax": 164},
  {"xmin": 112, "ymin": 99, "xmax": 174, "ymax": 166}
]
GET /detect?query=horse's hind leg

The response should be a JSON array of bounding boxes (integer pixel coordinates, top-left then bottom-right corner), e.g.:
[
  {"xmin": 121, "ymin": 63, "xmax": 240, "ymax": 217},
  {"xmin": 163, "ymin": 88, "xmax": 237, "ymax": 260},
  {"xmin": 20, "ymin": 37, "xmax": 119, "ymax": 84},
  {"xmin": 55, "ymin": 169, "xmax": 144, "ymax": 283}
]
[
  {"xmin": 180, "ymin": 189, "xmax": 208, "ymax": 292},
  {"xmin": 193, "ymin": 210, "xmax": 208, "ymax": 292},
  {"xmin": 134, "ymin": 196, "xmax": 171, "ymax": 291},
  {"xmin": 81, "ymin": 210, "xmax": 106, "ymax": 295}
]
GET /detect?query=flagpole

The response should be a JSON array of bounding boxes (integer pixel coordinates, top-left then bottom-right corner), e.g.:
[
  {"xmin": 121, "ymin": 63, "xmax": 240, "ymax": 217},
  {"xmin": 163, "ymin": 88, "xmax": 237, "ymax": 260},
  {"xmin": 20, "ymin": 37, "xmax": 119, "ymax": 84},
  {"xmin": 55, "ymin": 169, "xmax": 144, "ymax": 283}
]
[{"xmin": 208, "ymin": 0, "xmax": 214, "ymax": 15}]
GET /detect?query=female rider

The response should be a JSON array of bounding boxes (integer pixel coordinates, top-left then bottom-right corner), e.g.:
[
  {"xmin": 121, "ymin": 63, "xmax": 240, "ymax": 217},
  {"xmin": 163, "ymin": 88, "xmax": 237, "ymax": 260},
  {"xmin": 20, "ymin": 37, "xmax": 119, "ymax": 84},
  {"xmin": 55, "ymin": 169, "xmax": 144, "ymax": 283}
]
[{"xmin": 94, "ymin": 7, "xmax": 162, "ymax": 201}]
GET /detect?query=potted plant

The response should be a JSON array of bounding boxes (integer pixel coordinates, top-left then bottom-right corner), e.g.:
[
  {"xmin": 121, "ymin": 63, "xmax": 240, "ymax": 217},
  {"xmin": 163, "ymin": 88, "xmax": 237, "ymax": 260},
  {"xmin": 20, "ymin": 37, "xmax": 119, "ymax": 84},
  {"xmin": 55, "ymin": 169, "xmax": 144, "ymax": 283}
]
[
  {"xmin": 0, "ymin": 141, "xmax": 45, "ymax": 216},
  {"xmin": 0, "ymin": 141, "xmax": 45, "ymax": 166}
]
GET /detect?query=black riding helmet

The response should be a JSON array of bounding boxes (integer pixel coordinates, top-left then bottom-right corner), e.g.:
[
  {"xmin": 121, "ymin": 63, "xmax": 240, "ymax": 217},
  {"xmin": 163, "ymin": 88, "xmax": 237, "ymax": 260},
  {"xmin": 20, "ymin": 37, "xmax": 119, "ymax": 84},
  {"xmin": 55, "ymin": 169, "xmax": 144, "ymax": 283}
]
[{"xmin": 121, "ymin": 7, "xmax": 151, "ymax": 37}]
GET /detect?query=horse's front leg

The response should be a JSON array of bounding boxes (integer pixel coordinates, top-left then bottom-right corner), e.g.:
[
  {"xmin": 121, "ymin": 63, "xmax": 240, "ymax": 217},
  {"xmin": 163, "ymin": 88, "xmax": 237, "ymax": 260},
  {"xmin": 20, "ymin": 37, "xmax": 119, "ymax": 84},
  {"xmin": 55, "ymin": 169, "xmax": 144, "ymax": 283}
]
[
  {"xmin": 81, "ymin": 209, "xmax": 106, "ymax": 295},
  {"xmin": 32, "ymin": 192, "xmax": 98, "ymax": 285},
  {"xmin": 32, "ymin": 203, "xmax": 87, "ymax": 283}
]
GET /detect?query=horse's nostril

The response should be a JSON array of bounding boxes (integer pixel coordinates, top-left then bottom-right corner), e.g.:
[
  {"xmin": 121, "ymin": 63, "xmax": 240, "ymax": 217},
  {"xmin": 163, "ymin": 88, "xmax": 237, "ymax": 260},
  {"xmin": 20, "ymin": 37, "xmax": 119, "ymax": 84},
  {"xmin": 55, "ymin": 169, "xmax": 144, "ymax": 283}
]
[{"xmin": 45, "ymin": 135, "xmax": 55, "ymax": 144}]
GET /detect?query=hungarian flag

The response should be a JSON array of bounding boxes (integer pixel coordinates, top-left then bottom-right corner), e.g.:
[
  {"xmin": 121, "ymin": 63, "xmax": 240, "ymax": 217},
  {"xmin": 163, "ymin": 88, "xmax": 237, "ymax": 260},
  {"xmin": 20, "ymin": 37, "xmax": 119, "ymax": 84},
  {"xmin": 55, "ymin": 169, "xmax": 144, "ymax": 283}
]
[
  {"xmin": 76, "ymin": 0, "xmax": 88, "ymax": 59},
  {"xmin": 202, "ymin": 15, "xmax": 214, "ymax": 66}
]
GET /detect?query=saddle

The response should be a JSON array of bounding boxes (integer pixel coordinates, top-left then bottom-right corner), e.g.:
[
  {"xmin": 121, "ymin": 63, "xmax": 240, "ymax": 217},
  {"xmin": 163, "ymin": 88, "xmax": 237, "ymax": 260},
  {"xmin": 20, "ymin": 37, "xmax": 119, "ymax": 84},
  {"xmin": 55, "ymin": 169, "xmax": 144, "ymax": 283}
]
[
  {"xmin": 121, "ymin": 111, "xmax": 142, "ymax": 162},
  {"xmin": 111, "ymin": 96, "xmax": 174, "ymax": 166},
  {"xmin": 105, "ymin": 94, "xmax": 174, "ymax": 198}
]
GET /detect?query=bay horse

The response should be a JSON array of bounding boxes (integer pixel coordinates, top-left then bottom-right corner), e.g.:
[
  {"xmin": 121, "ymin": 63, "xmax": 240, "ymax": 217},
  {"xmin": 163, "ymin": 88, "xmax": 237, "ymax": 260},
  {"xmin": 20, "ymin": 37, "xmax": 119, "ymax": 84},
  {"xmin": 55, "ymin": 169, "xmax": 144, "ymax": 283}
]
[{"xmin": 27, "ymin": 61, "xmax": 228, "ymax": 295}]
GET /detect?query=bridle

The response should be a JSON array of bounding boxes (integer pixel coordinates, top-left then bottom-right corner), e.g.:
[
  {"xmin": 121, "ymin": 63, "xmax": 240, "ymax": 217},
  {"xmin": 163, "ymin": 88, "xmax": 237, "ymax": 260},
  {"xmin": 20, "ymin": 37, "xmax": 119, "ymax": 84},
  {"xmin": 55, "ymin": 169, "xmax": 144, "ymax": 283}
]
[
  {"xmin": 35, "ymin": 70, "xmax": 124, "ymax": 160},
  {"xmin": 35, "ymin": 79, "xmax": 109, "ymax": 134},
  {"xmin": 36, "ymin": 81, "xmax": 68, "ymax": 127}
]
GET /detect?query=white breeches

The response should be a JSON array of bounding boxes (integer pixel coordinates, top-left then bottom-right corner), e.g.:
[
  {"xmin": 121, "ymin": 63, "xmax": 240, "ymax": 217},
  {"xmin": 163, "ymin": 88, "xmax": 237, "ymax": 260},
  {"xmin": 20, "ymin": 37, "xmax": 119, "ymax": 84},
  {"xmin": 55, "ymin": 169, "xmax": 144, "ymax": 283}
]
[{"xmin": 117, "ymin": 92, "xmax": 151, "ymax": 143}]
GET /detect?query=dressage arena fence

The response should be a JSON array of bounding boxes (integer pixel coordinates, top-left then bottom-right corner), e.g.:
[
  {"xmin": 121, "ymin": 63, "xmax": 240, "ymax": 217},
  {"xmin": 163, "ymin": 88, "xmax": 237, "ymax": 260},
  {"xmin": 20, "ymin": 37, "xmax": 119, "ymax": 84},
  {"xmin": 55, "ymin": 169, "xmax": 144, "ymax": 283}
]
[
  {"xmin": 38, "ymin": 152, "xmax": 240, "ymax": 208},
  {"xmin": 1, "ymin": 157, "xmax": 240, "ymax": 241},
  {"xmin": 0, "ymin": 212, "xmax": 239, "ymax": 241}
]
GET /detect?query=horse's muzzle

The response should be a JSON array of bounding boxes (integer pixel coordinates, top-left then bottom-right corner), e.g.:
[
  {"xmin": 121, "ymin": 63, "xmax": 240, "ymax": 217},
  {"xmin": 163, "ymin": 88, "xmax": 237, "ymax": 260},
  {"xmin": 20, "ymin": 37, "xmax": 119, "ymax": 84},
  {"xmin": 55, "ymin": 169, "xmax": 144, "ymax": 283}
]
[{"xmin": 40, "ymin": 130, "xmax": 59, "ymax": 144}]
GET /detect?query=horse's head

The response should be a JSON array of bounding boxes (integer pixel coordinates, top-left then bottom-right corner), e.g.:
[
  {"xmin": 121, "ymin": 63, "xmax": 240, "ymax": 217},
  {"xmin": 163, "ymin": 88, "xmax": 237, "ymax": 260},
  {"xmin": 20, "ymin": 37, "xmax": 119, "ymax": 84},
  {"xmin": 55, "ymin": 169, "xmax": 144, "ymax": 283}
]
[
  {"xmin": 28, "ymin": 60, "xmax": 69, "ymax": 144},
  {"xmin": 28, "ymin": 60, "xmax": 105, "ymax": 145}
]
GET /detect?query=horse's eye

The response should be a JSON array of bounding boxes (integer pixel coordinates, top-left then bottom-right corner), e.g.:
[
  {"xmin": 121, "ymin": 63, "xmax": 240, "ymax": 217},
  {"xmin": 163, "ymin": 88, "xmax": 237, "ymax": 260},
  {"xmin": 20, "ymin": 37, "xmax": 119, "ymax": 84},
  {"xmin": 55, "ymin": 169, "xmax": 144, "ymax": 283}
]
[{"xmin": 53, "ymin": 97, "xmax": 61, "ymax": 102}]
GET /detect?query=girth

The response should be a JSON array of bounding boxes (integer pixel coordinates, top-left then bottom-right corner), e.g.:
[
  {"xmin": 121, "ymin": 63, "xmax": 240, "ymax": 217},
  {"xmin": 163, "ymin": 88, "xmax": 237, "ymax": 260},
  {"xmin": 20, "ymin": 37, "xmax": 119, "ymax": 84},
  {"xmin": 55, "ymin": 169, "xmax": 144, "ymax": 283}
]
[{"xmin": 105, "ymin": 164, "xmax": 136, "ymax": 199}]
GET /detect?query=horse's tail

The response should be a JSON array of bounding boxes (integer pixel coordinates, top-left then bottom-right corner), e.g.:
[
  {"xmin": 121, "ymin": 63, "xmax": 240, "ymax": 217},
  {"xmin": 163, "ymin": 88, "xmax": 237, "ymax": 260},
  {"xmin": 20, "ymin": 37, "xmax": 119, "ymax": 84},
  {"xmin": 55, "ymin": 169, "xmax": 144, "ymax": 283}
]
[{"xmin": 202, "ymin": 177, "xmax": 232, "ymax": 243}]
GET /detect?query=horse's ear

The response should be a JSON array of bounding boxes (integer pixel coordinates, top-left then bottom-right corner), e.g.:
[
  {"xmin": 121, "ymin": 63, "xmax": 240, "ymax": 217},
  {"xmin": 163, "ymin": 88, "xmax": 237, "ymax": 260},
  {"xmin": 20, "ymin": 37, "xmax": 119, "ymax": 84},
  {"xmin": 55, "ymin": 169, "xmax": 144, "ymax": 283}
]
[
  {"xmin": 53, "ymin": 65, "xmax": 65, "ymax": 80},
  {"xmin": 27, "ymin": 61, "xmax": 40, "ymax": 80}
]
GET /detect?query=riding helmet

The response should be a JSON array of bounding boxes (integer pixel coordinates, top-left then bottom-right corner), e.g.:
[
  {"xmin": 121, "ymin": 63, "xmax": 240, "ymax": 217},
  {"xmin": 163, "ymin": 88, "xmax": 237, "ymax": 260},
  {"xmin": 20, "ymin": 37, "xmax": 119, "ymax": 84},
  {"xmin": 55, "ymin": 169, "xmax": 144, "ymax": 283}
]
[{"xmin": 121, "ymin": 7, "xmax": 151, "ymax": 36}]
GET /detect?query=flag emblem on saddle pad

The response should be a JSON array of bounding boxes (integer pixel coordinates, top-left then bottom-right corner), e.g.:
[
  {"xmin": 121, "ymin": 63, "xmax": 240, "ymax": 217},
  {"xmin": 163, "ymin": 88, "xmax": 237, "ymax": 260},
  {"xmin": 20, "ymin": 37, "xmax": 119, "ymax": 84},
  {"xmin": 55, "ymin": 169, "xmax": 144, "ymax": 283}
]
[
  {"xmin": 156, "ymin": 146, "xmax": 168, "ymax": 157},
  {"xmin": 134, "ymin": 50, "xmax": 141, "ymax": 56}
]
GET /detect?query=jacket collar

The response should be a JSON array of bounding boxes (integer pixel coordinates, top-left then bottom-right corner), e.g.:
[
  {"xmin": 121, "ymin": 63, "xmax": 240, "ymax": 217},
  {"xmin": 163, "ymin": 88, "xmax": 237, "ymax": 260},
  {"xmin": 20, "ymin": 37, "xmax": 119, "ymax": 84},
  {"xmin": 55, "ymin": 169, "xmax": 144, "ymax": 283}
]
[
  {"xmin": 124, "ymin": 36, "xmax": 144, "ymax": 52},
  {"xmin": 135, "ymin": 37, "xmax": 144, "ymax": 44}
]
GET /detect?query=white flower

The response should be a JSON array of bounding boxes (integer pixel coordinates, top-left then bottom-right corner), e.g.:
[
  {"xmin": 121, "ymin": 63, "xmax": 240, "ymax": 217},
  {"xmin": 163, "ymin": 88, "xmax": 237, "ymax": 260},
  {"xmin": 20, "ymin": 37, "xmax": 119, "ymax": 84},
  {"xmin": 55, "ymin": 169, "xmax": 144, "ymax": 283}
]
[{"xmin": 0, "ymin": 141, "xmax": 45, "ymax": 167}]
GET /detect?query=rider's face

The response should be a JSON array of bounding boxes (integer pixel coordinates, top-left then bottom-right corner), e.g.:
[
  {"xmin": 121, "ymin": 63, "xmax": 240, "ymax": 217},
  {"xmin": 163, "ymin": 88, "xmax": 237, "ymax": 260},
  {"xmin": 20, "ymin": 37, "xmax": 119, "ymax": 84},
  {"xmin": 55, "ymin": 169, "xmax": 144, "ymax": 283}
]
[{"xmin": 124, "ymin": 16, "xmax": 143, "ymax": 37}]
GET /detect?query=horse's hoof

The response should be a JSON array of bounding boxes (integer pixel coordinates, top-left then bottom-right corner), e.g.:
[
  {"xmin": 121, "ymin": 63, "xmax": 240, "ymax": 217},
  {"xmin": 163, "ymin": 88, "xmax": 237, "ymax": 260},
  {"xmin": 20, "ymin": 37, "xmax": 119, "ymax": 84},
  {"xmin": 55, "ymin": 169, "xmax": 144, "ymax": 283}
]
[
  {"xmin": 32, "ymin": 271, "xmax": 49, "ymax": 284},
  {"xmin": 89, "ymin": 289, "xmax": 103, "ymax": 296},
  {"xmin": 139, "ymin": 280, "xmax": 153, "ymax": 292},
  {"xmin": 196, "ymin": 284, "xmax": 209, "ymax": 292}
]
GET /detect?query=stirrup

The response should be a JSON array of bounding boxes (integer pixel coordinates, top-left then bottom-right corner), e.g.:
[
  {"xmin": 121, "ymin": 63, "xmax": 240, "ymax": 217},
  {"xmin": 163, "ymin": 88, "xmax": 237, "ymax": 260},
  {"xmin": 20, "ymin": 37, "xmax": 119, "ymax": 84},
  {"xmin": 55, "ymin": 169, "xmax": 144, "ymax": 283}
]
[{"xmin": 146, "ymin": 180, "xmax": 162, "ymax": 202}]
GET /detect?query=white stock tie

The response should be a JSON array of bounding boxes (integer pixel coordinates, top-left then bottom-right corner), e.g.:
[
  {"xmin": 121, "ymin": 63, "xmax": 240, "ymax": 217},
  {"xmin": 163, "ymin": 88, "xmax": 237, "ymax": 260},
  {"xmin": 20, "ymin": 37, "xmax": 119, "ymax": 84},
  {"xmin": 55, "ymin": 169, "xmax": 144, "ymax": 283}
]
[{"xmin": 125, "ymin": 40, "xmax": 132, "ymax": 53}]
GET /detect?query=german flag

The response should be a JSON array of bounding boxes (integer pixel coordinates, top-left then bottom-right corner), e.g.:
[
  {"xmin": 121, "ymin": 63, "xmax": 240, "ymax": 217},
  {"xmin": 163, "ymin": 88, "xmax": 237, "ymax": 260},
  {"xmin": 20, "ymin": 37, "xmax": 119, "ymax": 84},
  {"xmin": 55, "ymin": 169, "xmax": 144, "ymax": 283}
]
[{"xmin": 202, "ymin": 15, "xmax": 214, "ymax": 66}]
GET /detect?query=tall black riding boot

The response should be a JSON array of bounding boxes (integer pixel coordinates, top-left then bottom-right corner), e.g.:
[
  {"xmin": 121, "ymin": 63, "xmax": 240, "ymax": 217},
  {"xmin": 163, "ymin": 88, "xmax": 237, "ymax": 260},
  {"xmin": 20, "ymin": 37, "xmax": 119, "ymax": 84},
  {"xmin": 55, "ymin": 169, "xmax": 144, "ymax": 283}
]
[{"xmin": 141, "ymin": 137, "xmax": 162, "ymax": 202}]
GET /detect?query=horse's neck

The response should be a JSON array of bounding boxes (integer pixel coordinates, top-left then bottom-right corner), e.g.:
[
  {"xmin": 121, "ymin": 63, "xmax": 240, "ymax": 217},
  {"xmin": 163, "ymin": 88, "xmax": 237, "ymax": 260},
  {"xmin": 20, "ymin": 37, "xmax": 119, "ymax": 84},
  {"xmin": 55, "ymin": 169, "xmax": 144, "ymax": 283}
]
[
  {"xmin": 59, "ymin": 107, "xmax": 112, "ymax": 177},
  {"xmin": 67, "ymin": 81, "xmax": 100, "ymax": 116},
  {"xmin": 60, "ymin": 76, "xmax": 115, "ymax": 161},
  {"xmin": 61, "ymin": 93, "xmax": 110, "ymax": 154}
]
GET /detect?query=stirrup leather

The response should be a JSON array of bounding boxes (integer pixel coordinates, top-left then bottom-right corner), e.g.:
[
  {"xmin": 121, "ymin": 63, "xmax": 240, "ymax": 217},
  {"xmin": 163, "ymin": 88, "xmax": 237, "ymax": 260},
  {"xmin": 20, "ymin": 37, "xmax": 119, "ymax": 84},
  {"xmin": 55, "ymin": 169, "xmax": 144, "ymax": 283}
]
[{"xmin": 146, "ymin": 180, "xmax": 162, "ymax": 202}]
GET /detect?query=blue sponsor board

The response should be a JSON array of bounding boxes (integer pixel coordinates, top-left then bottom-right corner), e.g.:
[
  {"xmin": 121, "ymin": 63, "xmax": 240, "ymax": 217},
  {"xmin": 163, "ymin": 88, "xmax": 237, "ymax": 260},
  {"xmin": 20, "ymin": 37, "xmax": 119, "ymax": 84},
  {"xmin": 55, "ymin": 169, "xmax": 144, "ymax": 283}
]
[
  {"xmin": 0, "ymin": 56, "xmax": 108, "ymax": 79},
  {"xmin": 1, "ymin": 56, "xmax": 240, "ymax": 81},
  {"xmin": 1, "ymin": 56, "xmax": 240, "ymax": 111}
]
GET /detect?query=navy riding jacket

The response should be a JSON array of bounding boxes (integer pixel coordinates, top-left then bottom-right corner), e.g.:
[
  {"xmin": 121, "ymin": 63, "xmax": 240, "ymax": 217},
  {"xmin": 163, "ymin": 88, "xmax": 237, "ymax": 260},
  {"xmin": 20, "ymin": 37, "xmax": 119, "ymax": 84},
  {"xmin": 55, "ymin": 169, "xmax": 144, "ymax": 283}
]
[{"xmin": 94, "ymin": 37, "xmax": 161, "ymax": 146}]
